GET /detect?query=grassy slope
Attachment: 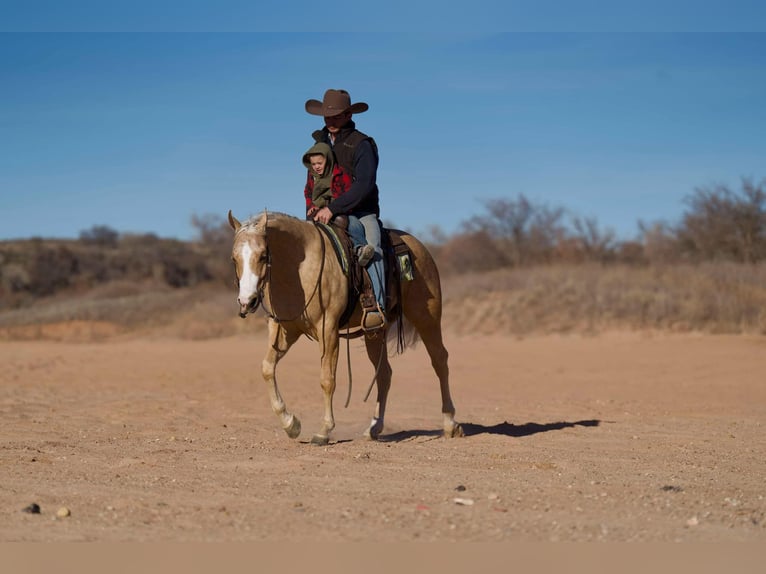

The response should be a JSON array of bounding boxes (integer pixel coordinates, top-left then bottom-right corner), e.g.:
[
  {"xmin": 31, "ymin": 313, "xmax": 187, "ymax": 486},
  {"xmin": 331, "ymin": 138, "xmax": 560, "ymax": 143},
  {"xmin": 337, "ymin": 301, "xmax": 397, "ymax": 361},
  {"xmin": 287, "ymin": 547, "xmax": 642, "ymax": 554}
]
[{"xmin": 2, "ymin": 262, "xmax": 765, "ymax": 342}]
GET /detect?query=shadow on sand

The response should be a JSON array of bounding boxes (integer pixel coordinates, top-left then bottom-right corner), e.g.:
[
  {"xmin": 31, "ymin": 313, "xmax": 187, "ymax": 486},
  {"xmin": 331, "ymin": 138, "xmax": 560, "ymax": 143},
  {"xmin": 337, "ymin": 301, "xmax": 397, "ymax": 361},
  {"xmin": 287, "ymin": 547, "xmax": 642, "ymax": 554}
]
[{"xmin": 379, "ymin": 419, "xmax": 600, "ymax": 442}]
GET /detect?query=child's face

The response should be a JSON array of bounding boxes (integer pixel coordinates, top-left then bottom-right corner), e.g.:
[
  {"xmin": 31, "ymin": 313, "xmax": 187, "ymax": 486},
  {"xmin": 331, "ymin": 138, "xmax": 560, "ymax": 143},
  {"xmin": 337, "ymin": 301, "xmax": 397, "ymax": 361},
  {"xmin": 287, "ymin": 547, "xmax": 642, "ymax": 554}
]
[{"xmin": 310, "ymin": 154, "xmax": 326, "ymax": 175}]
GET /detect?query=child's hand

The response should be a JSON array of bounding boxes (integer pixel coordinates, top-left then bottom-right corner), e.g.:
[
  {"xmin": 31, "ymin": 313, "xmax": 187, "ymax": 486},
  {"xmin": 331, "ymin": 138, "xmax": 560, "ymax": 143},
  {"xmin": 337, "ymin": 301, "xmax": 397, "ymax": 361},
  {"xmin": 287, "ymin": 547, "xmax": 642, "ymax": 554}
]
[{"xmin": 313, "ymin": 207, "xmax": 332, "ymax": 224}]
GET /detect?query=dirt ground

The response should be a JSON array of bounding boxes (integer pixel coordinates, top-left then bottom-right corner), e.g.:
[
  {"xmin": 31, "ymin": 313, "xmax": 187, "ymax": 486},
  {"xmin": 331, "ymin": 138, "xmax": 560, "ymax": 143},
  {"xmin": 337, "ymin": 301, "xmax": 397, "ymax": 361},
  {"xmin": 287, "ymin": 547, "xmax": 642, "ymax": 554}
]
[{"xmin": 1, "ymin": 329, "xmax": 764, "ymax": 542}]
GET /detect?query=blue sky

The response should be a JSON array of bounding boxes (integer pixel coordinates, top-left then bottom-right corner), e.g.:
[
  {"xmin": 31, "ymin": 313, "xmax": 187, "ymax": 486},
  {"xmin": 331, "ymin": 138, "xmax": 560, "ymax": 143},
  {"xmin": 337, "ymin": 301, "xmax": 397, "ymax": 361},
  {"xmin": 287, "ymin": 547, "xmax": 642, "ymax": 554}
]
[{"xmin": 2, "ymin": 28, "xmax": 765, "ymax": 241}]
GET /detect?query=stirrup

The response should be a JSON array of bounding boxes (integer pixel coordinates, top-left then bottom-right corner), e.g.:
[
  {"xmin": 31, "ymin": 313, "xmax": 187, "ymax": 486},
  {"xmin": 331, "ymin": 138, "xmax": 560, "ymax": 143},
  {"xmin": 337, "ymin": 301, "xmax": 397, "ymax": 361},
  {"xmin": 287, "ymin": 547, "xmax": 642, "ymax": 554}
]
[{"xmin": 361, "ymin": 304, "xmax": 387, "ymax": 333}]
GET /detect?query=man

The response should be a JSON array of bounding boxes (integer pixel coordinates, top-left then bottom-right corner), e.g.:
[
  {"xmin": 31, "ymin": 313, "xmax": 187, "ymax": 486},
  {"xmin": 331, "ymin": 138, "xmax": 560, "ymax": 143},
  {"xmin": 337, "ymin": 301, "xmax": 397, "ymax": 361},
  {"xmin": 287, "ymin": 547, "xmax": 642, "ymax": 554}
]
[{"xmin": 305, "ymin": 88, "xmax": 385, "ymax": 331}]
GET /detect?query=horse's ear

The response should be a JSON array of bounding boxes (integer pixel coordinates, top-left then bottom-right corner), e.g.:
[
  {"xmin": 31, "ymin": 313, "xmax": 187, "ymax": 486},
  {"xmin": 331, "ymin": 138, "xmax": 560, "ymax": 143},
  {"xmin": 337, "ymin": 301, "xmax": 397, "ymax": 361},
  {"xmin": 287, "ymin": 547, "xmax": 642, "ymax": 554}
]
[
  {"xmin": 227, "ymin": 210, "xmax": 241, "ymax": 231},
  {"xmin": 254, "ymin": 209, "xmax": 268, "ymax": 235}
]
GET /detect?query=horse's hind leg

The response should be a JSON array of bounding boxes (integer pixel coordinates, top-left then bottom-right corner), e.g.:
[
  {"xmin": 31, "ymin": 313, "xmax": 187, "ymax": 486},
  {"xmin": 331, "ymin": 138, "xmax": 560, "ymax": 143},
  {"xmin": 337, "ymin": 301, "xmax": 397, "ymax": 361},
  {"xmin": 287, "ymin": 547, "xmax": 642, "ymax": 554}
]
[
  {"xmin": 406, "ymin": 305, "xmax": 463, "ymax": 438},
  {"xmin": 363, "ymin": 334, "xmax": 392, "ymax": 440},
  {"xmin": 422, "ymin": 326, "xmax": 463, "ymax": 437},
  {"xmin": 262, "ymin": 319, "xmax": 302, "ymax": 439}
]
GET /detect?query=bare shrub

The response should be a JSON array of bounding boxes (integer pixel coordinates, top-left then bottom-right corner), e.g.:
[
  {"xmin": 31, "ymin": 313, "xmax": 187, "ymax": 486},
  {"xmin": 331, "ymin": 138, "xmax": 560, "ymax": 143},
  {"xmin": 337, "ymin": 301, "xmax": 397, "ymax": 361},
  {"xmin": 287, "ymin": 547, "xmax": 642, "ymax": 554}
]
[
  {"xmin": 79, "ymin": 225, "xmax": 119, "ymax": 247},
  {"xmin": 570, "ymin": 216, "xmax": 617, "ymax": 263},
  {"xmin": 436, "ymin": 230, "xmax": 507, "ymax": 275},
  {"xmin": 638, "ymin": 220, "xmax": 682, "ymax": 264},
  {"xmin": 464, "ymin": 195, "xmax": 566, "ymax": 266},
  {"xmin": 28, "ymin": 245, "xmax": 79, "ymax": 296},
  {"xmin": 614, "ymin": 240, "xmax": 646, "ymax": 265},
  {"xmin": 1, "ymin": 262, "xmax": 31, "ymax": 293},
  {"xmin": 677, "ymin": 178, "xmax": 766, "ymax": 262},
  {"xmin": 191, "ymin": 213, "xmax": 234, "ymax": 286}
]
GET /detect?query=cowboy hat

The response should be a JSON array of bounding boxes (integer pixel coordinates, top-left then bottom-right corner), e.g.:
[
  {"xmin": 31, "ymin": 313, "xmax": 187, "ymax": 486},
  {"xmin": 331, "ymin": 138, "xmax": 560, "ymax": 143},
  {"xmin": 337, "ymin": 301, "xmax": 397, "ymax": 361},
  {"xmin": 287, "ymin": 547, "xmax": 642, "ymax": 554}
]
[{"xmin": 305, "ymin": 89, "xmax": 369, "ymax": 117}]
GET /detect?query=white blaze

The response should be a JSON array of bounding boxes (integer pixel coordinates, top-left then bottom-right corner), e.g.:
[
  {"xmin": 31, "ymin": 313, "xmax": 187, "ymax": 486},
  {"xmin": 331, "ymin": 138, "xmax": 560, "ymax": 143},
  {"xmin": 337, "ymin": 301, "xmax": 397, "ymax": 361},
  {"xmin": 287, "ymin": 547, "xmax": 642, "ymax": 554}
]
[{"xmin": 237, "ymin": 242, "xmax": 260, "ymax": 306}]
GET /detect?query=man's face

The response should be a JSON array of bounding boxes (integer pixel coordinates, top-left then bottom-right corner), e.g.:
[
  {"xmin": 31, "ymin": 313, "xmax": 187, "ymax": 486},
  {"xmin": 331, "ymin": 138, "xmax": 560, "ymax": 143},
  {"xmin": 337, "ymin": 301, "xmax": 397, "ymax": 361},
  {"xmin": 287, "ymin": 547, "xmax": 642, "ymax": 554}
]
[
  {"xmin": 324, "ymin": 111, "xmax": 351, "ymax": 134},
  {"xmin": 310, "ymin": 154, "xmax": 326, "ymax": 175}
]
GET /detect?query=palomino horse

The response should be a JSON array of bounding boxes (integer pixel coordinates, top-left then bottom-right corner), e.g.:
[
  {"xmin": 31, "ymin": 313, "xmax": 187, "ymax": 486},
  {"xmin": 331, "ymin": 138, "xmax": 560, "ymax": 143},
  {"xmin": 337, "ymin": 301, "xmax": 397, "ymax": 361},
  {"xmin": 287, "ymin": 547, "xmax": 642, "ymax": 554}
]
[{"xmin": 228, "ymin": 209, "xmax": 462, "ymax": 444}]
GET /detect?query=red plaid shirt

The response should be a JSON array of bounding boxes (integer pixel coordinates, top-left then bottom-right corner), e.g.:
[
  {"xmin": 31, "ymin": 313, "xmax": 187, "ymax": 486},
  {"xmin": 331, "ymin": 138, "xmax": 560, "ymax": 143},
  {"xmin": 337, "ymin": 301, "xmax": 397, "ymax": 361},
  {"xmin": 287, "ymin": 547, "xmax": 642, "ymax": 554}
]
[{"xmin": 304, "ymin": 164, "xmax": 353, "ymax": 214}]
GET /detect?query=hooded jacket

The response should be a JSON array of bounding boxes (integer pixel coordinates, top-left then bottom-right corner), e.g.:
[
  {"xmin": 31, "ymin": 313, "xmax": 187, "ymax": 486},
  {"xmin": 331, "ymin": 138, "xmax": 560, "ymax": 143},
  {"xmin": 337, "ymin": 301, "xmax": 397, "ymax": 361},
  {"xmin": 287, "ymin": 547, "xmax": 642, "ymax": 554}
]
[{"xmin": 302, "ymin": 142, "xmax": 353, "ymax": 214}]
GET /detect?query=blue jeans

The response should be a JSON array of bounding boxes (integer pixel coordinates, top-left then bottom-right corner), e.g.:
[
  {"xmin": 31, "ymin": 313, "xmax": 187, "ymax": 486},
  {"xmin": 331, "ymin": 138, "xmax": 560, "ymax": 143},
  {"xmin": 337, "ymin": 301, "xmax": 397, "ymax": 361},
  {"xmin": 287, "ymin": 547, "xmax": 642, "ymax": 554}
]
[
  {"xmin": 356, "ymin": 214, "xmax": 385, "ymax": 310},
  {"xmin": 347, "ymin": 215, "xmax": 366, "ymax": 248}
]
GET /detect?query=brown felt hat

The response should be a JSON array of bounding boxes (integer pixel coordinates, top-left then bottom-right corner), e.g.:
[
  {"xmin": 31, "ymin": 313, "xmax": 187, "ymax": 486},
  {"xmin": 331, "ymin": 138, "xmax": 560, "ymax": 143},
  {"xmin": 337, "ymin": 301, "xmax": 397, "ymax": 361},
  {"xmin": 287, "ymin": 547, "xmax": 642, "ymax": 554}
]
[{"xmin": 305, "ymin": 89, "xmax": 369, "ymax": 117}]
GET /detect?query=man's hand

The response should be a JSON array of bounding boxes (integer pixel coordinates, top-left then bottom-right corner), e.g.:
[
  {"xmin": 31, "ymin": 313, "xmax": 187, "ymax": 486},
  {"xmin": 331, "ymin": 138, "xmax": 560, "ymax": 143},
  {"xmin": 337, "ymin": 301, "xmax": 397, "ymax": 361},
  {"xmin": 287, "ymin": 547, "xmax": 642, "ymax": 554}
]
[{"xmin": 313, "ymin": 206, "xmax": 333, "ymax": 224}]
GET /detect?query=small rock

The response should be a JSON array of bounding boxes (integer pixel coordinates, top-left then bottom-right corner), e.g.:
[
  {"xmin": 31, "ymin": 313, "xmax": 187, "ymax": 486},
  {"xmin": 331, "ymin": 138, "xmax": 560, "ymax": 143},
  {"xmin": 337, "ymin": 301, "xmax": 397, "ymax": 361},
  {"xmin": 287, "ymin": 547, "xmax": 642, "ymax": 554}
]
[
  {"xmin": 453, "ymin": 497, "xmax": 474, "ymax": 506},
  {"xmin": 455, "ymin": 485, "xmax": 467, "ymax": 492},
  {"xmin": 56, "ymin": 507, "xmax": 71, "ymax": 518},
  {"xmin": 22, "ymin": 503, "xmax": 41, "ymax": 514},
  {"xmin": 661, "ymin": 485, "xmax": 683, "ymax": 493},
  {"xmin": 686, "ymin": 516, "xmax": 699, "ymax": 527},
  {"xmin": 488, "ymin": 493, "xmax": 499, "ymax": 500}
]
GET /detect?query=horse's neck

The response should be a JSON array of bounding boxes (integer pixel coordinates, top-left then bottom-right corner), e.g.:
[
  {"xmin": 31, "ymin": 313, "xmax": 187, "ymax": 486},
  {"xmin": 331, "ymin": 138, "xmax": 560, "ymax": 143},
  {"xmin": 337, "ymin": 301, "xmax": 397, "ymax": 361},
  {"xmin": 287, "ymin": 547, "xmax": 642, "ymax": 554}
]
[
  {"xmin": 273, "ymin": 217, "xmax": 313, "ymax": 241},
  {"xmin": 265, "ymin": 220, "xmax": 326, "ymax": 317},
  {"xmin": 269, "ymin": 220, "xmax": 319, "ymax": 269}
]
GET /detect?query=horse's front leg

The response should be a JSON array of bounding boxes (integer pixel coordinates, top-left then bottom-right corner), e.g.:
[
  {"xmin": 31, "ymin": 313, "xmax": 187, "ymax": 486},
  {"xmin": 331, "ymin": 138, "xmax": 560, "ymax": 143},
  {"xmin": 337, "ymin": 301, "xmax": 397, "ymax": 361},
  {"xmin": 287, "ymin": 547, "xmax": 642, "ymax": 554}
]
[
  {"xmin": 262, "ymin": 319, "xmax": 302, "ymax": 439},
  {"xmin": 311, "ymin": 327, "xmax": 340, "ymax": 445}
]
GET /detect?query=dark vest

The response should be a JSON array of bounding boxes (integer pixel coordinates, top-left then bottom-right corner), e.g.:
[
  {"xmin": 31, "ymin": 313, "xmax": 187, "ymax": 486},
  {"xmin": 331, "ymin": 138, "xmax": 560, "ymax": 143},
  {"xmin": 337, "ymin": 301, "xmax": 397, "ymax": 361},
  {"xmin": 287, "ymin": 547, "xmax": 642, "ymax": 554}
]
[{"xmin": 312, "ymin": 127, "xmax": 378, "ymax": 177}]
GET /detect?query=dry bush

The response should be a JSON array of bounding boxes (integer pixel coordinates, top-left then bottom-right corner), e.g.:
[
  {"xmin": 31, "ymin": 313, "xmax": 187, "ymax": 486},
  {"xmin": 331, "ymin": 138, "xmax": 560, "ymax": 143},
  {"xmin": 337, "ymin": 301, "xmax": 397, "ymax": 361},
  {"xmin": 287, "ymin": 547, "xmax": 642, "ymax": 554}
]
[
  {"xmin": 434, "ymin": 230, "xmax": 508, "ymax": 276},
  {"xmin": 677, "ymin": 178, "xmax": 766, "ymax": 262},
  {"xmin": 463, "ymin": 195, "xmax": 567, "ymax": 266},
  {"xmin": 637, "ymin": 220, "xmax": 681, "ymax": 264},
  {"xmin": 79, "ymin": 224, "xmax": 119, "ymax": 247},
  {"xmin": 452, "ymin": 196, "xmax": 624, "ymax": 268},
  {"xmin": 441, "ymin": 262, "xmax": 766, "ymax": 336},
  {"xmin": 190, "ymin": 213, "xmax": 235, "ymax": 286},
  {"xmin": 0, "ymin": 229, "xmax": 221, "ymax": 310},
  {"xmin": 570, "ymin": 216, "xmax": 617, "ymax": 263}
]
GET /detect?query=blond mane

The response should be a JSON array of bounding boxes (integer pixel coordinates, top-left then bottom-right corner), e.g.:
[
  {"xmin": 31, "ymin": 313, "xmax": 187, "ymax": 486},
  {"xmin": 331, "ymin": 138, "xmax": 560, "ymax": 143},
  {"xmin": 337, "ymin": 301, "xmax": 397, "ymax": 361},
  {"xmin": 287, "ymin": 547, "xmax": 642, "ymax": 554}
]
[{"xmin": 241, "ymin": 210, "xmax": 303, "ymax": 234}]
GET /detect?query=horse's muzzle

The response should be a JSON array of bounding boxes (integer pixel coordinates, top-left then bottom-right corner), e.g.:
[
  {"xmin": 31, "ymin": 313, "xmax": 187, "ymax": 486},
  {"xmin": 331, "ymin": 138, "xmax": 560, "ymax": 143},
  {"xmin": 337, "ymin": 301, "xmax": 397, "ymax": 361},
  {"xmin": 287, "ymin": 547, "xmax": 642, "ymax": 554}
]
[{"xmin": 238, "ymin": 294, "xmax": 261, "ymax": 318}]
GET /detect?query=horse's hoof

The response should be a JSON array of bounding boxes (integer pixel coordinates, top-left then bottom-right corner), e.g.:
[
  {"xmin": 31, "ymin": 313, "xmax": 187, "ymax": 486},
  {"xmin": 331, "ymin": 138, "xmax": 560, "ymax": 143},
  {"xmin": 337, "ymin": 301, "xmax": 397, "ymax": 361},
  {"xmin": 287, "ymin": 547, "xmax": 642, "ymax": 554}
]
[
  {"xmin": 445, "ymin": 423, "xmax": 464, "ymax": 438},
  {"xmin": 363, "ymin": 429, "xmax": 378, "ymax": 441},
  {"xmin": 364, "ymin": 420, "xmax": 383, "ymax": 441},
  {"xmin": 310, "ymin": 434, "xmax": 329, "ymax": 446},
  {"xmin": 284, "ymin": 415, "xmax": 301, "ymax": 439}
]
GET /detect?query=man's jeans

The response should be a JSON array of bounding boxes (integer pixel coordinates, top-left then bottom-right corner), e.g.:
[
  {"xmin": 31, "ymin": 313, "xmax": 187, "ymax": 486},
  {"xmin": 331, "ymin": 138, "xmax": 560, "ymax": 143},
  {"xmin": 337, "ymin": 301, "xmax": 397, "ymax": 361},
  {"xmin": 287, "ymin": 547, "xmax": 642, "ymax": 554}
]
[{"xmin": 348, "ymin": 214, "xmax": 385, "ymax": 310}]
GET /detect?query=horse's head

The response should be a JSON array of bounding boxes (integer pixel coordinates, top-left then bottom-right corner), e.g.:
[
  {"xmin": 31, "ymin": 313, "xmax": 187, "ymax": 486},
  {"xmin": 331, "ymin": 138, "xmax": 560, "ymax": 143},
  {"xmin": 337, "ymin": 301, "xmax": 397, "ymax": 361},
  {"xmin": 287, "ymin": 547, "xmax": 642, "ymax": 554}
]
[{"xmin": 229, "ymin": 210, "xmax": 268, "ymax": 318}]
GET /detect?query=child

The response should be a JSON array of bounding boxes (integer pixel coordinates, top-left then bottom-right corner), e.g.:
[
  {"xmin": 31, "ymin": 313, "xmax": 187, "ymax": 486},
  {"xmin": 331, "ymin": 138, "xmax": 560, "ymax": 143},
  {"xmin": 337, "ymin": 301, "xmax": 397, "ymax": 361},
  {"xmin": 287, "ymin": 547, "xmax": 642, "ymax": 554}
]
[{"xmin": 302, "ymin": 142, "xmax": 374, "ymax": 265}]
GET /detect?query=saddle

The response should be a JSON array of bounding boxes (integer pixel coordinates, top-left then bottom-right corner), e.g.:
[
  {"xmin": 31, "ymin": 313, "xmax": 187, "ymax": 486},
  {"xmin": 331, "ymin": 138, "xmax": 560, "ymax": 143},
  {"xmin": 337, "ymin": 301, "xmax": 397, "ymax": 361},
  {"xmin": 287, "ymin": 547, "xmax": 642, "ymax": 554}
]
[{"xmin": 318, "ymin": 219, "xmax": 413, "ymax": 337}]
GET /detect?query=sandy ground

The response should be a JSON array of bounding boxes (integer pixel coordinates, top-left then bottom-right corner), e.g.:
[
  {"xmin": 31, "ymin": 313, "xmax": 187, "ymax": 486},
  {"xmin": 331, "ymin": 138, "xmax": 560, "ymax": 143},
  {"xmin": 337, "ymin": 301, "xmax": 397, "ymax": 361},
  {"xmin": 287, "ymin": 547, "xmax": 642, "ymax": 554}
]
[{"xmin": 1, "ymin": 330, "xmax": 765, "ymax": 542}]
